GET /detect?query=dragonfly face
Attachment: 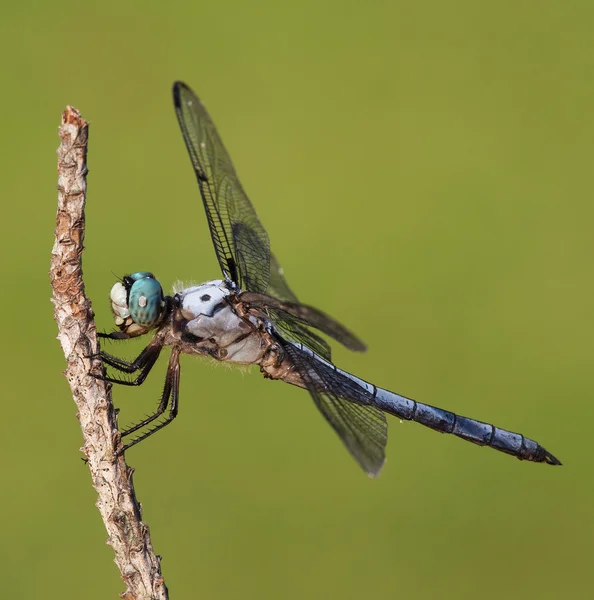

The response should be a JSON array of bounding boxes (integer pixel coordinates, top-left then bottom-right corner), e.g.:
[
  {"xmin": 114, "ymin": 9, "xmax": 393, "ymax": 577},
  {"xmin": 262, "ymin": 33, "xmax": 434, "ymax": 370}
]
[
  {"xmin": 96, "ymin": 82, "xmax": 561, "ymax": 475},
  {"xmin": 108, "ymin": 271, "xmax": 166, "ymax": 338}
]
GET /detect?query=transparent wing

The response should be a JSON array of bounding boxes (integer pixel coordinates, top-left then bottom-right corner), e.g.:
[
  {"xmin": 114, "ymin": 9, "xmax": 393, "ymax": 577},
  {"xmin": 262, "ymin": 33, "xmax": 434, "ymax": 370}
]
[
  {"xmin": 283, "ymin": 342, "xmax": 387, "ymax": 477},
  {"xmin": 267, "ymin": 253, "xmax": 299, "ymax": 302},
  {"xmin": 271, "ymin": 309, "xmax": 333, "ymax": 361},
  {"xmin": 173, "ymin": 80, "xmax": 369, "ymax": 357},
  {"xmin": 174, "ymin": 81, "xmax": 297, "ymax": 298},
  {"xmin": 241, "ymin": 291, "xmax": 366, "ymax": 353}
]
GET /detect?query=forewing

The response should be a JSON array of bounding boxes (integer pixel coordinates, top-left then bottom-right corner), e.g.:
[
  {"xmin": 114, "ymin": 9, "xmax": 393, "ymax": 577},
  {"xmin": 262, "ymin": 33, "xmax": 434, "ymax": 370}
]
[
  {"xmin": 174, "ymin": 82, "xmax": 330, "ymax": 310},
  {"xmin": 267, "ymin": 253, "xmax": 299, "ymax": 303},
  {"xmin": 283, "ymin": 342, "xmax": 387, "ymax": 477},
  {"xmin": 173, "ymin": 82, "xmax": 270, "ymax": 292}
]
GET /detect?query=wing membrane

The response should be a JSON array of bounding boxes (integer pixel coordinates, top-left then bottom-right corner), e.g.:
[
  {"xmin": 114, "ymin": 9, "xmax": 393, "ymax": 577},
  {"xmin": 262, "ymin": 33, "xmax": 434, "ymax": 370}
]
[
  {"xmin": 173, "ymin": 82, "xmax": 270, "ymax": 291},
  {"xmin": 283, "ymin": 342, "xmax": 387, "ymax": 477},
  {"xmin": 241, "ymin": 291, "xmax": 366, "ymax": 352},
  {"xmin": 174, "ymin": 81, "xmax": 299, "ymax": 297},
  {"xmin": 267, "ymin": 253, "xmax": 299, "ymax": 303},
  {"xmin": 271, "ymin": 309, "xmax": 333, "ymax": 361}
]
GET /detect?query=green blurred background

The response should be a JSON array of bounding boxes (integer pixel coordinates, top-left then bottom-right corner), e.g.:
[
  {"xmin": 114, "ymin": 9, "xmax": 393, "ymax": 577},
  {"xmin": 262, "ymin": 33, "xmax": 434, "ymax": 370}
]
[{"xmin": 1, "ymin": 1, "xmax": 590, "ymax": 598}]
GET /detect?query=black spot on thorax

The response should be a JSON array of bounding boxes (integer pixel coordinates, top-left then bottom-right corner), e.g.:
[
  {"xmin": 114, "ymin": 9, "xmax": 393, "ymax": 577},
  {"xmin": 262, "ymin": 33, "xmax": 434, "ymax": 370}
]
[{"xmin": 181, "ymin": 331, "xmax": 203, "ymax": 344}]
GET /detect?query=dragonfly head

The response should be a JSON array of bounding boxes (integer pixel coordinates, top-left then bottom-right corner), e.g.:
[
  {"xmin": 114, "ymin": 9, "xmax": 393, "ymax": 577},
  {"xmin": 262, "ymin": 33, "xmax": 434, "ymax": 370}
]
[{"xmin": 108, "ymin": 272, "xmax": 166, "ymax": 337}]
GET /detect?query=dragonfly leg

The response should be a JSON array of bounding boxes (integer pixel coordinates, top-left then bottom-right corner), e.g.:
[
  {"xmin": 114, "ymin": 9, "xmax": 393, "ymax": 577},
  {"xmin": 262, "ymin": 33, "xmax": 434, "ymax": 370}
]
[
  {"xmin": 98, "ymin": 339, "xmax": 163, "ymax": 386},
  {"xmin": 98, "ymin": 330, "xmax": 132, "ymax": 340},
  {"xmin": 119, "ymin": 348, "xmax": 181, "ymax": 452}
]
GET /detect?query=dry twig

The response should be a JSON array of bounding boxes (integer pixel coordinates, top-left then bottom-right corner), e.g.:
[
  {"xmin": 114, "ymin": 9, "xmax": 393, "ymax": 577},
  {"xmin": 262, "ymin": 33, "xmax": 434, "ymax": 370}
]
[{"xmin": 50, "ymin": 105, "xmax": 168, "ymax": 600}]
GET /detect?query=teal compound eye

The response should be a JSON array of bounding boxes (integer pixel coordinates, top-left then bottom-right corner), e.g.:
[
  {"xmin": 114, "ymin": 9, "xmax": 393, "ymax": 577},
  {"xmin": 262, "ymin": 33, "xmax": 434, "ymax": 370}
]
[
  {"xmin": 125, "ymin": 272, "xmax": 165, "ymax": 327},
  {"xmin": 108, "ymin": 272, "xmax": 166, "ymax": 337}
]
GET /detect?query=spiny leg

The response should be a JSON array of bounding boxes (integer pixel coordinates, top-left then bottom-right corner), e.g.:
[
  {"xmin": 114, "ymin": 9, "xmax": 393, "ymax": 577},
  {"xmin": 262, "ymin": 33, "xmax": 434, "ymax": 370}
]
[
  {"xmin": 120, "ymin": 348, "xmax": 181, "ymax": 452},
  {"xmin": 101, "ymin": 342, "xmax": 159, "ymax": 373},
  {"xmin": 98, "ymin": 330, "xmax": 133, "ymax": 341},
  {"xmin": 99, "ymin": 338, "xmax": 163, "ymax": 386}
]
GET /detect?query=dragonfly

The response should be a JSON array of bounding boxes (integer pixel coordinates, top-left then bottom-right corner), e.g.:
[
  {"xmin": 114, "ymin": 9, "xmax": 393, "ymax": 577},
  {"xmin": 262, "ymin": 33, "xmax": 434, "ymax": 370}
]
[{"xmin": 97, "ymin": 81, "xmax": 561, "ymax": 477}]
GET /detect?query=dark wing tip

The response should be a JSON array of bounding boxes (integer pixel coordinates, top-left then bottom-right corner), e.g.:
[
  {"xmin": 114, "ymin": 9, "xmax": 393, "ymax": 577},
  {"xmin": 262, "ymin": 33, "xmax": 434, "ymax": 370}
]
[
  {"xmin": 351, "ymin": 339, "xmax": 367, "ymax": 353},
  {"xmin": 172, "ymin": 81, "xmax": 194, "ymax": 108},
  {"xmin": 172, "ymin": 81, "xmax": 185, "ymax": 107},
  {"xmin": 328, "ymin": 330, "xmax": 366, "ymax": 353}
]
